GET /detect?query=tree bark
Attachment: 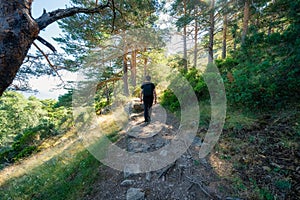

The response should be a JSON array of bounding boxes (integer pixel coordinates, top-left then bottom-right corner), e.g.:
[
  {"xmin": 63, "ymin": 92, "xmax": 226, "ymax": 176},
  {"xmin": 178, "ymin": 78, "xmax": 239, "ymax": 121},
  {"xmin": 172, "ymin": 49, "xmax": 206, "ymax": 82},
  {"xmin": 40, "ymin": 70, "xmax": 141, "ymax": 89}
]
[
  {"xmin": 0, "ymin": 0, "xmax": 109, "ymax": 96},
  {"xmin": 123, "ymin": 51, "xmax": 129, "ymax": 96},
  {"xmin": 183, "ymin": 0, "xmax": 188, "ymax": 72},
  {"xmin": 241, "ymin": 0, "xmax": 250, "ymax": 45},
  {"xmin": 222, "ymin": 14, "xmax": 228, "ymax": 59},
  {"xmin": 0, "ymin": 0, "xmax": 39, "ymax": 96},
  {"xmin": 130, "ymin": 50, "xmax": 137, "ymax": 87},
  {"xmin": 268, "ymin": 21, "xmax": 273, "ymax": 36},
  {"xmin": 143, "ymin": 48, "xmax": 148, "ymax": 77},
  {"xmin": 194, "ymin": 9, "xmax": 198, "ymax": 67},
  {"xmin": 208, "ymin": 0, "xmax": 215, "ymax": 64}
]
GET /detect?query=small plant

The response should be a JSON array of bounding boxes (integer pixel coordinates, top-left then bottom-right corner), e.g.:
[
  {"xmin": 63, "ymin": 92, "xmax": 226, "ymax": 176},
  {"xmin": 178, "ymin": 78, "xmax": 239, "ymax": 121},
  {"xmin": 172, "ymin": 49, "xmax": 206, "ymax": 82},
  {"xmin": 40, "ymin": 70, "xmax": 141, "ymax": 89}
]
[
  {"xmin": 257, "ymin": 188, "xmax": 274, "ymax": 200},
  {"xmin": 106, "ymin": 130, "xmax": 120, "ymax": 143},
  {"xmin": 220, "ymin": 154, "xmax": 231, "ymax": 160},
  {"xmin": 193, "ymin": 159, "xmax": 200, "ymax": 166},
  {"xmin": 275, "ymin": 179, "xmax": 291, "ymax": 191},
  {"xmin": 248, "ymin": 135, "xmax": 255, "ymax": 143},
  {"xmin": 232, "ymin": 177, "xmax": 246, "ymax": 192}
]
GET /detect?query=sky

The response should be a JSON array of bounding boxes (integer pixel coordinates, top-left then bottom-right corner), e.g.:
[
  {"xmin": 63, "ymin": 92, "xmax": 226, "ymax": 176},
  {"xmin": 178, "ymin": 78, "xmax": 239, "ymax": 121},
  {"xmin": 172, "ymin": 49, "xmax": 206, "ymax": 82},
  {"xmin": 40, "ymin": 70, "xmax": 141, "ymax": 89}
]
[
  {"xmin": 31, "ymin": 0, "xmax": 71, "ymax": 49},
  {"xmin": 22, "ymin": 0, "xmax": 74, "ymax": 100}
]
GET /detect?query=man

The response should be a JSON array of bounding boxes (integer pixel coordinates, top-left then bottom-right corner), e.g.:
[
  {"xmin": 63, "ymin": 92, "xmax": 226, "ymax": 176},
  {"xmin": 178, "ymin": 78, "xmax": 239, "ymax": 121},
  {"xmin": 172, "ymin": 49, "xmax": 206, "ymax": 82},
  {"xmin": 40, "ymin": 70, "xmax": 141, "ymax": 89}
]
[{"xmin": 140, "ymin": 75, "xmax": 157, "ymax": 123}]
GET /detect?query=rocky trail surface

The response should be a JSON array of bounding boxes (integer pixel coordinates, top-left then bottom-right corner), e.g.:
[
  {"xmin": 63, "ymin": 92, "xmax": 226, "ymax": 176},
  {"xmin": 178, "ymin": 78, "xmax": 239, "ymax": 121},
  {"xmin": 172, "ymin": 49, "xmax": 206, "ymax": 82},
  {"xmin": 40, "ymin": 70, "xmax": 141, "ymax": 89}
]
[{"xmin": 85, "ymin": 103, "xmax": 235, "ymax": 200}]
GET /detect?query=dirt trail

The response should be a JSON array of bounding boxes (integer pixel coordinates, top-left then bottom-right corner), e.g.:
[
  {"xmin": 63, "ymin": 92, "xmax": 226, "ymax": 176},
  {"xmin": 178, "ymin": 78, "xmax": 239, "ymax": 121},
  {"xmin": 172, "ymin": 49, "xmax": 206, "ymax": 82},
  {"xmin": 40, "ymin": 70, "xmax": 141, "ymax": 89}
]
[{"xmin": 86, "ymin": 104, "xmax": 234, "ymax": 200}]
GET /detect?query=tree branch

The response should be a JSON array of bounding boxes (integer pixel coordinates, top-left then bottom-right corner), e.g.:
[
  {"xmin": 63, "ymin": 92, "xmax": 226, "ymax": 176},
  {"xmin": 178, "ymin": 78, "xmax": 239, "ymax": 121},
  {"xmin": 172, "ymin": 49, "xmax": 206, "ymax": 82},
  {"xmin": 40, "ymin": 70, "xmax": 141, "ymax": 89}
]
[
  {"xmin": 96, "ymin": 76, "xmax": 122, "ymax": 90},
  {"xmin": 36, "ymin": 36, "xmax": 57, "ymax": 52},
  {"xmin": 36, "ymin": 2, "xmax": 111, "ymax": 30},
  {"xmin": 32, "ymin": 42, "xmax": 65, "ymax": 84}
]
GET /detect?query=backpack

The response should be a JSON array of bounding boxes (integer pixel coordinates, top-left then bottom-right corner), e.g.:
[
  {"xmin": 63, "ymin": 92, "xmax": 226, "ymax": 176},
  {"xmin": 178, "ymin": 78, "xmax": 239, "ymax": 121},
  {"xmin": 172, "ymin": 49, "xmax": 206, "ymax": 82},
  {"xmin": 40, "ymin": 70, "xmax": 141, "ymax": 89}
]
[{"xmin": 142, "ymin": 83, "xmax": 153, "ymax": 97}]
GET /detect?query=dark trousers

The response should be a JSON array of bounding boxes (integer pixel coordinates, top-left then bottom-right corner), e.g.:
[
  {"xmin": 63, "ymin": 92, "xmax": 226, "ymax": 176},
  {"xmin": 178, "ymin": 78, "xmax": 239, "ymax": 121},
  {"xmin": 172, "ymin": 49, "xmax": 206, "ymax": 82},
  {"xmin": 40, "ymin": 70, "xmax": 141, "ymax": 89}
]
[{"xmin": 143, "ymin": 96, "xmax": 153, "ymax": 122}]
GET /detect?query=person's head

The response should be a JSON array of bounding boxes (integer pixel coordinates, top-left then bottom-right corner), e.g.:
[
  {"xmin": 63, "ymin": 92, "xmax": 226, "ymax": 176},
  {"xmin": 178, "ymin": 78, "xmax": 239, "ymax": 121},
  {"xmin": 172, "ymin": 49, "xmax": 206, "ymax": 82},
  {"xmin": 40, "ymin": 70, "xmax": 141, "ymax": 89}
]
[{"xmin": 145, "ymin": 75, "xmax": 151, "ymax": 81}]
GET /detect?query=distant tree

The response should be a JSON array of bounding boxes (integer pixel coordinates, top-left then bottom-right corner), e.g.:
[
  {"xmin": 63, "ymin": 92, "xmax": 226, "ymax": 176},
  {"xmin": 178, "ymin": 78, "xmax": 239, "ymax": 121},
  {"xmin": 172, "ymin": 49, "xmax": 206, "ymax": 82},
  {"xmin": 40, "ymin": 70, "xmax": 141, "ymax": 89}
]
[
  {"xmin": 0, "ymin": 92, "xmax": 45, "ymax": 146},
  {"xmin": 56, "ymin": 0, "xmax": 160, "ymax": 96},
  {"xmin": 241, "ymin": 0, "xmax": 250, "ymax": 45}
]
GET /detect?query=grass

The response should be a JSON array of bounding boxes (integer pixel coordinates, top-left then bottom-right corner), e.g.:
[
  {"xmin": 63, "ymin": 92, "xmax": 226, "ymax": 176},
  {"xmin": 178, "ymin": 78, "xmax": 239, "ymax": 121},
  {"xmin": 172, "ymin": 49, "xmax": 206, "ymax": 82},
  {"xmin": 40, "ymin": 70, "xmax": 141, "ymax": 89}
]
[
  {"xmin": 224, "ymin": 108, "xmax": 257, "ymax": 130},
  {"xmin": 0, "ymin": 114, "xmax": 123, "ymax": 200},
  {"xmin": 197, "ymin": 101, "xmax": 257, "ymax": 130},
  {"xmin": 106, "ymin": 130, "xmax": 121, "ymax": 143},
  {"xmin": 198, "ymin": 101, "xmax": 211, "ymax": 127},
  {"xmin": 0, "ymin": 138, "xmax": 101, "ymax": 200}
]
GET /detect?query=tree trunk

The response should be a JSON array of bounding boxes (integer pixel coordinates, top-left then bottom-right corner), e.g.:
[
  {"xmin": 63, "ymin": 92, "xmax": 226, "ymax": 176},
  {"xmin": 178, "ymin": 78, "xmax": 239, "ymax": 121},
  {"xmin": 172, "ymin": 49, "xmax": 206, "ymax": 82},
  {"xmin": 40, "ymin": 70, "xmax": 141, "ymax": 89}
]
[
  {"xmin": 143, "ymin": 48, "xmax": 147, "ymax": 77},
  {"xmin": 0, "ymin": 0, "xmax": 39, "ymax": 96},
  {"xmin": 130, "ymin": 50, "xmax": 137, "ymax": 87},
  {"xmin": 0, "ymin": 1, "xmax": 109, "ymax": 96},
  {"xmin": 194, "ymin": 10, "xmax": 198, "ymax": 67},
  {"xmin": 208, "ymin": 0, "xmax": 215, "ymax": 64},
  {"xmin": 222, "ymin": 14, "xmax": 228, "ymax": 59},
  {"xmin": 105, "ymin": 84, "xmax": 110, "ymax": 103},
  {"xmin": 123, "ymin": 51, "xmax": 129, "ymax": 96},
  {"xmin": 241, "ymin": 0, "xmax": 250, "ymax": 45},
  {"xmin": 268, "ymin": 21, "xmax": 273, "ymax": 36},
  {"xmin": 233, "ymin": 14, "xmax": 238, "ymax": 52},
  {"xmin": 183, "ymin": 0, "xmax": 188, "ymax": 72}
]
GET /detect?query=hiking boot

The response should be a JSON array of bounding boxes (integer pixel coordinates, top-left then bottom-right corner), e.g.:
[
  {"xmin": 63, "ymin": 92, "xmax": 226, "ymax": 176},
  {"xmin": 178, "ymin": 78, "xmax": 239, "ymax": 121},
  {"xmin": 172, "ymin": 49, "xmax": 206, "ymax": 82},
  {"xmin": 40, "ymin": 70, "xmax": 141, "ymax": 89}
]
[{"xmin": 142, "ymin": 121, "xmax": 150, "ymax": 126}]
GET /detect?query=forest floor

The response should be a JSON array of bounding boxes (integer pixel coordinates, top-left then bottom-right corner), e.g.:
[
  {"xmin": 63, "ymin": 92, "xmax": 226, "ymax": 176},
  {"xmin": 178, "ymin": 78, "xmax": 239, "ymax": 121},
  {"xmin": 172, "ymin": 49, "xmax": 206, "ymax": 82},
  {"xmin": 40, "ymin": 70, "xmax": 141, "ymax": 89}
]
[
  {"xmin": 85, "ymin": 103, "xmax": 300, "ymax": 200},
  {"xmin": 0, "ymin": 102, "xmax": 299, "ymax": 200},
  {"xmin": 215, "ymin": 109, "xmax": 300, "ymax": 200}
]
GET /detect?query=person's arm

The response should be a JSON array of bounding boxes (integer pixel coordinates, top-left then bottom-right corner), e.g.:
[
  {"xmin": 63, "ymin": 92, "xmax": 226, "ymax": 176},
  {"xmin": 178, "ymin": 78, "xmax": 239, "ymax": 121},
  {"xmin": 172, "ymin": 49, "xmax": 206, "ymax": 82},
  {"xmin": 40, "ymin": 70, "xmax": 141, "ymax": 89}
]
[{"xmin": 140, "ymin": 90, "xmax": 143, "ymax": 102}]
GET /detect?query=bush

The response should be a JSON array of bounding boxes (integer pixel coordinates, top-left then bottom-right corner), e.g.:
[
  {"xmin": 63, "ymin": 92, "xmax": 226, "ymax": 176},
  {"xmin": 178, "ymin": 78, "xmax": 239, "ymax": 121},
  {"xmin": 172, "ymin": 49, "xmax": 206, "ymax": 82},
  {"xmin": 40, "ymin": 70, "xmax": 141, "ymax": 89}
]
[
  {"xmin": 14, "ymin": 146, "xmax": 37, "ymax": 161},
  {"xmin": 217, "ymin": 27, "xmax": 300, "ymax": 109},
  {"xmin": 0, "ymin": 121, "xmax": 58, "ymax": 162},
  {"xmin": 160, "ymin": 67, "xmax": 208, "ymax": 112},
  {"xmin": 160, "ymin": 88, "xmax": 180, "ymax": 112}
]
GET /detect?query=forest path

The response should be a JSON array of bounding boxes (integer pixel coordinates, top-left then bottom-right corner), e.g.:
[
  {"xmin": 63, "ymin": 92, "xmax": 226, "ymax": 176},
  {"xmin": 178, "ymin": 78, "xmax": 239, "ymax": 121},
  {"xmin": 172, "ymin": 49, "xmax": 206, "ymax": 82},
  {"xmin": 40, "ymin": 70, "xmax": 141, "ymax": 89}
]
[{"xmin": 86, "ymin": 103, "xmax": 234, "ymax": 200}]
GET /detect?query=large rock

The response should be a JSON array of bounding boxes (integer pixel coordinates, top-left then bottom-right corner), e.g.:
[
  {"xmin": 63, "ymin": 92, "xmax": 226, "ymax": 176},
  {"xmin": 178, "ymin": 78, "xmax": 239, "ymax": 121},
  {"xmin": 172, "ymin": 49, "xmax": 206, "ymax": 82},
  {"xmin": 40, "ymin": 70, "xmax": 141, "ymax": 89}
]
[
  {"xmin": 132, "ymin": 101, "xmax": 143, "ymax": 113},
  {"xmin": 124, "ymin": 98, "xmax": 143, "ymax": 115}
]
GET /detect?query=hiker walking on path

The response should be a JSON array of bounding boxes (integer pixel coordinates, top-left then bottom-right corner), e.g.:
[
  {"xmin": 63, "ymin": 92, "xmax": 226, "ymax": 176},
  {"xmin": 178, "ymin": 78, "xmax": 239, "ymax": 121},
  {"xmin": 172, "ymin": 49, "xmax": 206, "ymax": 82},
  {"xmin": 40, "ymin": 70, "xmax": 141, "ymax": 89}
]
[{"xmin": 140, "ymin": 75, "xmax": 157, "ymax": 123}]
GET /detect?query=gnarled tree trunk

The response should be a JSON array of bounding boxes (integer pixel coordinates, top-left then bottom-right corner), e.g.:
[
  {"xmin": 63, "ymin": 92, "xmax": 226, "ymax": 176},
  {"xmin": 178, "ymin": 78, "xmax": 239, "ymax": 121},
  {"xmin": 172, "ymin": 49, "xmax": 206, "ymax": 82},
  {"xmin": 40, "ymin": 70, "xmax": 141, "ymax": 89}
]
[
  {"xmin": 0, "ymin": 0, "xmax": 39, "ymax": 96},
  {"xmin": 0, "ymin": 0, "xmax": 110, "ymax": 96}
]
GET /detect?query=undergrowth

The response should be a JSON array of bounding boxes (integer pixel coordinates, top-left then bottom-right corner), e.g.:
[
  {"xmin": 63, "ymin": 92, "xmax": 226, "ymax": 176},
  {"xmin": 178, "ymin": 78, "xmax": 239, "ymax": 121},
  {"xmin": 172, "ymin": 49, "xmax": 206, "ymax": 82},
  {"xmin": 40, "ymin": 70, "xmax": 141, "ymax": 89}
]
[
  {"xmin": 0, "ymin": 114, "xmax": 122, "ymax": 200},
  {"xmin": 0, "ymin": 144, "xmax": 100, "ymax": 200}
]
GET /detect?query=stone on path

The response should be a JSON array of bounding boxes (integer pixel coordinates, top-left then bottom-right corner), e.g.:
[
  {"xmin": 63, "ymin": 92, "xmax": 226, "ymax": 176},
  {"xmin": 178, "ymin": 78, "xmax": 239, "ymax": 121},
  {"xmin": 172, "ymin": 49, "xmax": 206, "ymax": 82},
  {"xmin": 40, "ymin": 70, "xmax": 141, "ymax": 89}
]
[
  {"xmin": 192, "ymin": 136, "xmax": 202, "ymax": 147},
  {"xmin": 121, "ymin": 179, "xmax": 135, "ymax": 186},
  {"xmin": 126, "ymin": 121, "xmax": 166, "ymax": 138},
  {"xmin": 126, "ymin": 188, "xmax": 145, "ymax": 200},
  {"xmin": 146, "ymin": 172, "xmax": 151, "ymax": 181},
  {"xmin": 124, "ymin": 164, "xmax": 141, "ymax": 178}
]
